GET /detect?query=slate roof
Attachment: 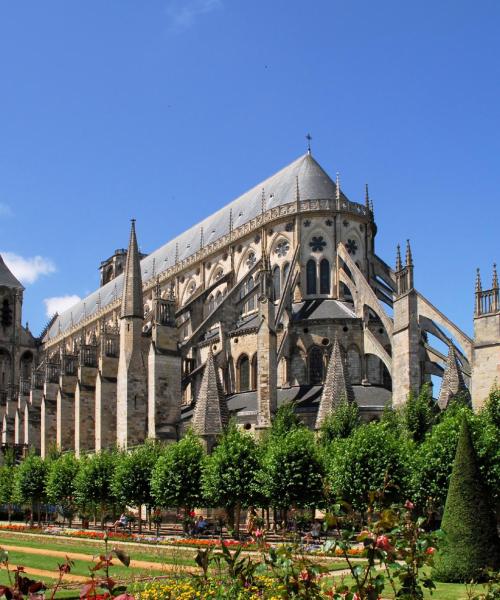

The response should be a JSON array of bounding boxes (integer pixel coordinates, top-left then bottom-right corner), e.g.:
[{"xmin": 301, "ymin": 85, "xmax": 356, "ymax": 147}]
[
  {"xmin": 45, "ymin": 153, "xmax": 348, "ymax": 340},
  {"xmin": 292, "ymin": 299, "xmax": 357, "ymax": 322},
  {"xmin": 0, "ymin": 255, "xmax": 24, "ymax": 290},
  {"xmin": 182, "ymin": 384, "xmax": 391, "ymax": 420}
]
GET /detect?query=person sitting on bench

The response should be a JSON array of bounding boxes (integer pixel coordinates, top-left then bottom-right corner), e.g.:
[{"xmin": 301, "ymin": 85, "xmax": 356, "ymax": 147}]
[
  {"xmin": 112, "ymin": 513, "xmax": 128, "ymax": 532},
  {"xmin": 192, "ymin": 515, "xmax": 208, "ymax": 535}
]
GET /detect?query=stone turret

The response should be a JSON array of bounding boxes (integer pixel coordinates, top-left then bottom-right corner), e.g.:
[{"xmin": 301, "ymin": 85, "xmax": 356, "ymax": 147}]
[
  {"xmin": 192, "ymin": 349, "xmax": 228, "ymax": 450},
  {"xmin": 472, "ymin": 264, "xmax": 500, "ymax": 410},
  {"xmin": 315, "ymin": 338, "xmax": 354, "ymax": 429},
  {"xmin": 116, "ymin": 220, "xmax": 147, "ymax": 448},
  {"xmin": 438, "ymin": 343, "xmax": 470, "ymax": 410}
]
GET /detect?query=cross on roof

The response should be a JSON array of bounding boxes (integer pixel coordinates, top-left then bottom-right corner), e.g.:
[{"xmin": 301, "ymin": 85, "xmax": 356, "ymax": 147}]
[{"xmin": 306, "ymin": 133, "xmax": 312, "ymax": 154}]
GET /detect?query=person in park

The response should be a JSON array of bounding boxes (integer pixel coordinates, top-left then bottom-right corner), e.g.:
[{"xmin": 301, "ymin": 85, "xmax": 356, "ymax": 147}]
[
  {"xmin": 112, "ymin": 512, "xmax": 128, "ymax": 532},
  {"xmin": 246, "ymin": 507, "xmax": 257, "ymax": 536}
]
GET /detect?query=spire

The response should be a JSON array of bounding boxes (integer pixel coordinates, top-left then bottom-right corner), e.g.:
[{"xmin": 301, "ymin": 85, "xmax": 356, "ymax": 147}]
[
  {"xmin": 395, "ymin": 244, "xmax": 402, "ymax": 271},
  {"xmin": 492, "ymin": 263, "xmax": 498, "ymax": 289},
  {"xmin": 261, "ymin": 188, "xmax": 266, "ymax": 215},
  {"xmin": 315, "ymin": 338, "xmax": 354, "ymax": 429},
  {"xmin": 120, "ymin": 219, "xmax": 143, "ymax": 319},
  {"xmin": 200, "ymin": 226, "xmax": 204, "ymax": 250},
  {"xmin": 437, "ymin": 343, "xmax": 471, "ymax": 410},
  {"xmin": 192, "ymin": 349, "xmax": 228, "ymax": 436},
  {"xmin": 306, "ymin": 133, "xmax": 312, "ymax": 155},
  {"xmin": 336, "ymin": 172, "xmax": 340, "ymax": 203},
  {"xmin": 475, "ymin": 268, "xmax": 482, "ymax": 293},
  {"xmin": 365, "ymin": 183, "xmax": 370, "ymax": 209},
  {"xmin": 405, "ymin": 239, "xmax": 413, "ymax": 267}
]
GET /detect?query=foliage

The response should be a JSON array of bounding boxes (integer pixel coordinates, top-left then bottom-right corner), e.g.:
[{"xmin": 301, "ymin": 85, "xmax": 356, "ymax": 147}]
[
  {"xmin": 319, "ymin": 399, "xmax": 360, "ymax": 445},
  {"xmin": 12, "ymin": 455, "xmax": 47, "ymax": 524},
  {"xmin": 260, "ymin": 426, "xmax": 324, "ymax": 511},
  {"xmin": 472, "ymin": 393, "xmax": 500, "ymax": 506},
  {"xmin": 267, "ymin": 401, "xmax": 302, "ymax": 439},
  {"xmin": 0, "ymin": 465, "xmax": 14, "ymax": 520},
  {"xmin": 45, "ymin": 452, "xmax": 80, "ymax": 526},
  {"xmin": 402, "ymin": 383, "xmax": 436, "ymax": 443},
  {"xmin": 433, "ymin": 418, "xmax": 500, "ymax": 583},
  {"xmin": 325, "ymin": 501, "xmax": 438, "ymax": 600},
  {"xmin": 411, "ymin": 405, "xmax": 468, "ymax": 511},
  {"xmin": 74, "ymin": 450, "xmax": 117, "ymax": 528},
  {"xmin": 151, "ymin": 430, "xmax": 205, "ymax": 511},
  {"xmin": 202, "ymin": 423, "xmax": 260, "ymax": 530},
  {"xmin": 328, "ymin": 422, "xmax": 412, "ymax": 511},
  {"xmin": 483, "ymin": 388, "xmax": 500, "ymax": 428},
  {"xmin": 113, "ymin": 441, "xmax": 161, "ymax": 532}
]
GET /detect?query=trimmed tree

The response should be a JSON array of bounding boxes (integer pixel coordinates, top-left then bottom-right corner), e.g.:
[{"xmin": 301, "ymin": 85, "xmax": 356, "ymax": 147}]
[
  {"xmin": 112, "ymin": 441, "xmax": 160, "ymax": 533},
  {"xmin": 151, "ymin": 430, "xmax": 205, "ymax": 524},
  {"xmin": 74, "ymin": 450, "xmax": 117, "ymax": 529},
  {"xmin": 433, "ymin": 418, "xmax": 500, "ymax": 582},
  {"xmin": 328, "ymin": 422, "xmax": 412, "ymax": 512},
  {"xmin": 12, "ymin": 455, "xmax": 47, "ymax": 526},
  {"xmin": 45, "ymin": 452, "xmax": 80, "ymax": 527},
  {"xmin": 260, "ymin": 426, "xmax": 324, "ymax": 521},
  {"xmin": 0, "ymin": 465, "xmax": 14, "ymax": 522},
  {"xmin": 202, "ymin": 423, "xmax": 260, "ymax": 535}
]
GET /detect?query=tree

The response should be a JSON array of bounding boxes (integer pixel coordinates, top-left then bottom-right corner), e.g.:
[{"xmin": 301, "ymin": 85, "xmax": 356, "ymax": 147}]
[
  {"xmin": 0, "ymin": 465, "xmax": 14, "ymax": 522},
  {"xmin": 473, "ymin": 391, "xmax": 500, "ymax": 513},
  {"xmin": 12, "ymin": 455, "xmax": 47, "ymax": 526},
  {"xmin": 328, "ymin": 422, "xmax": 412, "ymax": 512},
  {"xmin": 112, "ymin": 441, "xmax": 161, "ymax": 533},
  {"xmin": 74, "ymin": 450, "xmax": 117, "ymax": 529},
  {"xmin": 433, "ymin": 418, "xmax": 500, "ymax": 582},
  {"xmin": 202, "ymin": 423, "xmax": 260, "ymax": 534},
  {"xmin": 267, "ymin": 402, "xmax": 301, "ymax": 439},
  {"xmin": 412, "ymin": 406, "xmax": 468, "ymax": 511},
  {"xmin": 260, "ymin": 426, "xmax": 324, "ymax": 520},
  {"xmin": 402, "ymin": 383, "xmax": 436, "ymax": 443},
  {"xmin": 45, "ymin": 452, "xmax": 80, "ymax": 527},
  {"xmin": 151, "ymin": 430, "xmax": 205, "ymax": 520},
  {"xmin": 319, "ymin": 399, "xmax": 360, "ymax": 445}
]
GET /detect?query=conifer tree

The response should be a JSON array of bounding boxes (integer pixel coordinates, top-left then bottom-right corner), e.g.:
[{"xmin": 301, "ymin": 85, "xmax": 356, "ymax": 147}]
[{"xmin": 433, "ymin": 418, "xmax": 500, "ymax": 582}]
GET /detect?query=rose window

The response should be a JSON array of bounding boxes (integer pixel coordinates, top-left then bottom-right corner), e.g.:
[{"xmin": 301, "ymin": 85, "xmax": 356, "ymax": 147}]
[
  {"xmin": 309, "ymin": 236, "xmax": 327, "ymax": 253},
  {"xmin": 275, "ymin": 240, "xmax": 290, "ymax": 258},
  {"xmin": 246, "ymin": 252, "xmax": 257, "ymax": 269},
  {"xmin": 346, "ymin": 239, "xmax": 358, "ymax": 255}
]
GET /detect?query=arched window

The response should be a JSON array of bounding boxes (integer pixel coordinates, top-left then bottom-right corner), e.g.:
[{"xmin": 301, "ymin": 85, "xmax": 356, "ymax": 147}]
[
  {"xmin": 251, "ymin": 354, "xmax": 258, "ymax": 390},
  {"xmin": 247, "ymin": 277, "xmax": 255, "ymax": 311},
  {"xmin": 238, "ymin": 355, "xmax": 250, "ymax": 392},
  {"xmin": 282, "ymin": 262, "xmax": 290, "ymax": 287},
  {"xmin": 320, "ymin": 259, "xmax": 330, "ymax": 294},
  {"xmin": 306, "ymin": 260, "xmax": 317, "ymax": 295},
  {"xmin": 0, "ymin": 349, "xmax": 11, "ymax": 387},
  {"xmin": 208, "ymin": 295, "xmax": 215, "ymax": 314},
  {"xmin": 273, "ymin": 266, "xmax": 281, "ymax": 300},
  {"xmin": 309, "ymin": 346, "xmax": 324, "ymax": 384},
  {"xmin": 215, "ymin": 290, "xmax": 222, "ymax": 306}
]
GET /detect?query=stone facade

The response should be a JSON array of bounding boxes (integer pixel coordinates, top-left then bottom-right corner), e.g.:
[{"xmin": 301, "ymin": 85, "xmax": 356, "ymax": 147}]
[{"xmin": 0, "ymin": 152, "xmax": 497, "ymax": 455}]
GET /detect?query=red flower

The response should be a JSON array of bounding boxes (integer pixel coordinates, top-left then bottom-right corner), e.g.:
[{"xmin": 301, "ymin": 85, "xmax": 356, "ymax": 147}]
[
  {"xmin": 404, "ymin": 500, "xmax": 415, "ymax": 510},
  {"xmin": 425, "ymin": 547, "xmax": 436, "ymax": 555},
  {"xmin": 375, "ymin": 535, "xmax": 393, "ymax": 552}
]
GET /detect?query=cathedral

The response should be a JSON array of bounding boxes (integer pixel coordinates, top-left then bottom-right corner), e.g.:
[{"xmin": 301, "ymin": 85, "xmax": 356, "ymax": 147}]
[{"xmin": 0, "ymin": 151, "xmax": 498, "ymax": 455}]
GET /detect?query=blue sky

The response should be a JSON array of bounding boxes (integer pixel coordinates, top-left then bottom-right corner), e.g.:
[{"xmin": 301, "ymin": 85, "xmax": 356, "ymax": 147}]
[{"xmin": 0, "ymin": 0, "xmax": 499, "ymax": 336}]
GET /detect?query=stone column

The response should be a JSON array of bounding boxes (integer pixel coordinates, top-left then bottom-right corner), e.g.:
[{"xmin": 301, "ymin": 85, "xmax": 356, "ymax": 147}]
[
  {"xmin": 41, "ymin": 382, "xmax": 58, "ymax": 458},
  {"xmin": 74, "ymin": 363, "xmax": 97, "ymax": 456},
  {"xmin": 57, "ymin": 373, "xmax": 76, "ymax": 451}
]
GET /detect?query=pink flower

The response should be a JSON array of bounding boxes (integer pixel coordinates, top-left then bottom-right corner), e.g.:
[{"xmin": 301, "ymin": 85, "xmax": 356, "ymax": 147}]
[
  {"xmin": 375, "ymin": 535, "xmax": 393, "ymax": 552},
  {"xmin": 404, "ymin": 500, "xmax": 415, "ymax": 510}
]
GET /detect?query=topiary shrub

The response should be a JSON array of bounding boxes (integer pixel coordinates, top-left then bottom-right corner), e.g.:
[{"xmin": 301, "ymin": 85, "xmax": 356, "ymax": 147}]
[{"xmin": 433, "ymin": 417, "xmax": 500, "ymax": 582}]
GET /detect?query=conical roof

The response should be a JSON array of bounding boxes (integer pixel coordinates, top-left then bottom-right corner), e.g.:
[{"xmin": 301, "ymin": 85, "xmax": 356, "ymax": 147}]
[
  {"xmin": 315, "ymin": 338, "xmax": 354, "ymax": 429},
  {"xmin": 192, "ymin": 350, "xmax": 228, "ymax": 435},
  {"xmin": 0, "ymin": 255, "xmax": 24, "ymax": 290},
  {"xmin": 438, "ymin": 344, "xmax": 471, "ymax": 410},
  {"xmin": 120, "ymin": 220, "xmax": 143, "ymax": 319},
  {"xmin": 45, "ymin": 153, "xmax": 353, "ymax": 340}
]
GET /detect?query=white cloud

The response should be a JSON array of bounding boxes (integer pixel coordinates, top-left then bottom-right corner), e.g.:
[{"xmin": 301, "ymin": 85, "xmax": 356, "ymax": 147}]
[
  {"xmin": 166, "ymin": 0, "xmax": 221, "ymax": 31},
  {"xmin": 1, "ymin": 252, "xmax": 56, "ymax": 284},
  {"xmin": 0, "ymin": 204, "xmax": 13, "ymax": 217},
  {"xmin": 44, "ymin": 295, "xmax": 81, "ymax": 317}
]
